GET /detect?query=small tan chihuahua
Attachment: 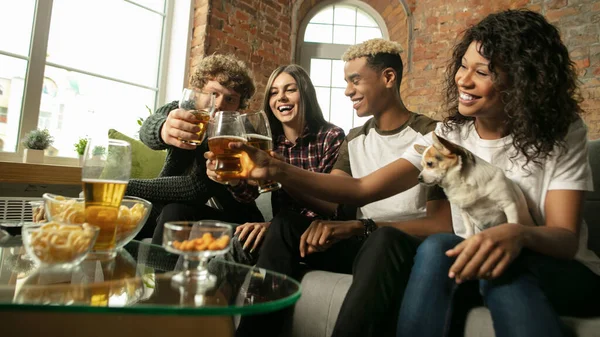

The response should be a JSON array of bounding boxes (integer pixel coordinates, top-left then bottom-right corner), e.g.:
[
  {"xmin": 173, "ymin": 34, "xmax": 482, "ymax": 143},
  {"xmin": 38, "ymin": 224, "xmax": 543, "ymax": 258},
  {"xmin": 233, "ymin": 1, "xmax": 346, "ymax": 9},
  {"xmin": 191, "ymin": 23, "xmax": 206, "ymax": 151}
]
[{"xmin": 414, "ymin": 133, "xmax": 535, "ymax": 236}]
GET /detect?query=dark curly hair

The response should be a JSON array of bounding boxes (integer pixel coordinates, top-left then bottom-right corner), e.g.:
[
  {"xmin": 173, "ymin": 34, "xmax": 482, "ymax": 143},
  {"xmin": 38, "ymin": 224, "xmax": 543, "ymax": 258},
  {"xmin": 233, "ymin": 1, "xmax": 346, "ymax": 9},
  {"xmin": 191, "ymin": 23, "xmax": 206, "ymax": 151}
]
[{"xmin": 443, "ymin": 9, "xmax": 582, "ymax": 166}]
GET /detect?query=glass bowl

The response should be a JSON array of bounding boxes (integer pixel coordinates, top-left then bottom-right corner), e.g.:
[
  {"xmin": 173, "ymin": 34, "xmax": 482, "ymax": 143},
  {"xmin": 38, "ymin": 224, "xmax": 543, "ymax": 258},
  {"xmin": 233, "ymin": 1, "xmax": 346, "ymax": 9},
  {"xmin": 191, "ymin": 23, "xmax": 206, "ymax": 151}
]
[
  {"xmin": 42, "ymin": 193, "xmax": 152, "ymax": 249},
  {"xmin": 22, "ymin": 222, "xmax": 100, "ymax": 269},
  {"xmin": 163, "ymin": 221, "xmax": 232, "ymax": 288},
  {"xmin": 14, "ymin": 250, "xmax": 145, "ymax": 306}
]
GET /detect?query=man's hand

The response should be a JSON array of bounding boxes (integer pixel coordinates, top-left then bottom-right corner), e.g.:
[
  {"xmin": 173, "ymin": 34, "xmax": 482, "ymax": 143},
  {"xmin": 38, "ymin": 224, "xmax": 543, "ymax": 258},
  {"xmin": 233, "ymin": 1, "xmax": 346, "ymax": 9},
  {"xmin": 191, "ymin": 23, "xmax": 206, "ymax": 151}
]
[
  {"xmin": 204, "ymin": 151, "xmax": 239, "ymax": 186},
  {"xmin": 236, "ymin": 222, "xmax": 270, "ymax": 253},
  {"xmin": 446, "ymin": 223, "xmax": 525, "ymax": 283},
  {"xmin": 299, "ymin": 220, "xmax": 363, "ymax": 257},
  {"xmin": 160, "ymin": 108, "xmax": 202, "ymax": 150}
]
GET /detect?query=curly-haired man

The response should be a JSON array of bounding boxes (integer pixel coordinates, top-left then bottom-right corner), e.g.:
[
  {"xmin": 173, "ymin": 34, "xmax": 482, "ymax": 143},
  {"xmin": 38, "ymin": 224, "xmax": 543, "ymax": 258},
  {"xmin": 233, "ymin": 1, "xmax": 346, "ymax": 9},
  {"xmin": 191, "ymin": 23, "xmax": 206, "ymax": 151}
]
[{"xmin": 128, "ymin": 54, "xmax": 264, "ymax": 243}]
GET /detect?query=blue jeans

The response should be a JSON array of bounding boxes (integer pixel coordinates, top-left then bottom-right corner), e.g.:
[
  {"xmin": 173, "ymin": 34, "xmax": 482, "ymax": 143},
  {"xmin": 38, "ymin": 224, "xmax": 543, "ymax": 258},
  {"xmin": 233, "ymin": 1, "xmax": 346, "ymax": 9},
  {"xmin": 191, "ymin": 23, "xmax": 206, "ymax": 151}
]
[{"xmin": 397, "ymin": 233, "xmax": 600, "ymax": 337}]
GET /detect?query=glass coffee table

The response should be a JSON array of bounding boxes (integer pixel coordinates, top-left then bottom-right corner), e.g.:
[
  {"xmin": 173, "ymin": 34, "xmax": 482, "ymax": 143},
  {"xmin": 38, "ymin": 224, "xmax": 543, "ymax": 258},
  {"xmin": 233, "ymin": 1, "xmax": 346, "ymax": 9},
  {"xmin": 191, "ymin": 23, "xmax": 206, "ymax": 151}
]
[{"xmin": 0, "ymin": 238, "xmax": 301, "ymax": 337}]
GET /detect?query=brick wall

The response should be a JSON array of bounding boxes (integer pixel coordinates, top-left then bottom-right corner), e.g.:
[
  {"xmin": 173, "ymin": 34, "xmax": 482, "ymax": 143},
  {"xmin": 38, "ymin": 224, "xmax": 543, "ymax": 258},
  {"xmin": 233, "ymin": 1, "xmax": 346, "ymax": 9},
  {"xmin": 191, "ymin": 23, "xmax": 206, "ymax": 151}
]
[
  {"xmin": 191, "ymin": 0, "xmax": 600, "ymax": 138},
  {"xmin": 191, "ymin": 0, "xmax": 293, "ymax": 111},
  {"xmin": 404, "ymin": 0, "xmax": 600, "ymax": 138}
]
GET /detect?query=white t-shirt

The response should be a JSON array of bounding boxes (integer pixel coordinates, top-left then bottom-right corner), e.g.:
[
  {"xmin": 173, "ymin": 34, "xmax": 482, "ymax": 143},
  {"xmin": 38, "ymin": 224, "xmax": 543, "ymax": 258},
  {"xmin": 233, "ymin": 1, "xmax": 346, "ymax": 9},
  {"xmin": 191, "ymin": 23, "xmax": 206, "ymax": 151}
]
[
  {"xmin": 333, "ymin": 113, "xmax": 438, "ymax": 222},
  {"xmin": 401, "ymin": 119, "xmax": 600, "ymax": 276}
]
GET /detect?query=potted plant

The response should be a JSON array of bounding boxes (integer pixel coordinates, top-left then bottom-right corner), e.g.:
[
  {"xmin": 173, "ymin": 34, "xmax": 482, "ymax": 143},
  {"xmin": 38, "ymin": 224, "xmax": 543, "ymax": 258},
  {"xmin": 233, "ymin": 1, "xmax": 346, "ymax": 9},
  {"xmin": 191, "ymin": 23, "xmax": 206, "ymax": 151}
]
[
  {"xmin": 21, "ymin": 129, "xmax": 53, "ymax": 164},
  {"xmin": 74, "ymin": 137, "xmax": 88, "ymax": 166},
  {"xmin": 92, "ymin": 145, "xmax": 106, "ymax": 157}
]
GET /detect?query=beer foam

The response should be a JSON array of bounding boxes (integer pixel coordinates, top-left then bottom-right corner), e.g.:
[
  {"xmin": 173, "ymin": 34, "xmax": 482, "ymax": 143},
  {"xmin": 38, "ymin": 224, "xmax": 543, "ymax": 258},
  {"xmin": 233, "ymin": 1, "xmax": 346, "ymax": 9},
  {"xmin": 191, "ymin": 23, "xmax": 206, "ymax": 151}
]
[
  {"xmin": 246, "ymin": 134, "xmax": 272, "ymax": 141},
  {"xmin": 208, "ymin": 135, "xmax": 247, "ymax": 142},
  {"xmin": 82, "ymin": 179, "xmax": 129, "ymax": 184}
]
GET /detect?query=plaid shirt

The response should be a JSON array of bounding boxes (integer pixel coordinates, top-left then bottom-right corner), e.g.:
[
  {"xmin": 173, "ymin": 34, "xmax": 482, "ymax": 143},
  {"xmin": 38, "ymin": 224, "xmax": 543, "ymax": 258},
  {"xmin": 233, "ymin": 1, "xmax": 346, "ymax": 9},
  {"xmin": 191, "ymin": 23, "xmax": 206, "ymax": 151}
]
[{"xmin": 229, "ymin": 124, "xmax": 345, "ymax": 219}]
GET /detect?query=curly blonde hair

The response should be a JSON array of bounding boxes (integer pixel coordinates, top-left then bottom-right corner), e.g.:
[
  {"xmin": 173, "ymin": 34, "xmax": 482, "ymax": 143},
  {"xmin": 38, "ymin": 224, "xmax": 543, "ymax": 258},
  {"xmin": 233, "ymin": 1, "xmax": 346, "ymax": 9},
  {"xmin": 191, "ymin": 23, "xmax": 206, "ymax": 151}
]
[
  {"xmin": 190, "ymin": 54, "xmax": 255, "ymax": 109},
  {"xmin": 342, "ymin": 38, "xmax": 405, "ymax": 89}
]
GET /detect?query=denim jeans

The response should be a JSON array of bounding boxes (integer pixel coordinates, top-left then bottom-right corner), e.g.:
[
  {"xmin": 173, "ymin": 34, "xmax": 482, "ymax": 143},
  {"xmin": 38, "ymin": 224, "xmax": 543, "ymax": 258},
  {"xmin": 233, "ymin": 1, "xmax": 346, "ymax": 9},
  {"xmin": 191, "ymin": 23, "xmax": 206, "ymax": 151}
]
[{"xmin": 397, "ymin": 233, "xmax": 600, "ymax": 337}]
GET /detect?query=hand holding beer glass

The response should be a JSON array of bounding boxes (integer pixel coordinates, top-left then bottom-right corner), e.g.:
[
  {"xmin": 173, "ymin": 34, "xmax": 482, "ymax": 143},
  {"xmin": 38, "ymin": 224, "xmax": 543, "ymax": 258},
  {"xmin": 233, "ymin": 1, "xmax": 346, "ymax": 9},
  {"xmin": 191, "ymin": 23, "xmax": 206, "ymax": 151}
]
[
  {"xmin": 207, "ymin": 111, "xmax": 248, "ymax": 181},
  {"xmin": 240, "ymin": 111, "xmax": 282, "ymax": 193},
  {"xmin": 82, "ymin": 138, "xmax": 131, "ymax": 259},
  {"xmin": 178, "ymin": 88, "xmax": 216, "ymax": 145}
]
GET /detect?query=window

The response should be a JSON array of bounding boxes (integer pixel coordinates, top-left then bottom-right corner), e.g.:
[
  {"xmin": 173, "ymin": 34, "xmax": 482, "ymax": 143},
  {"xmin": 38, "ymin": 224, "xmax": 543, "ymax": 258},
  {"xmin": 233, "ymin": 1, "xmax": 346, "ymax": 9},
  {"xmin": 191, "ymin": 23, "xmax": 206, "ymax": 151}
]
[
  {"xmin": 298, "ymin": 2, "xmax": 388, "ymax": 134},
  {"xmin": 0, "ymin": 0, "xmax": 191, "ymax": 165}
]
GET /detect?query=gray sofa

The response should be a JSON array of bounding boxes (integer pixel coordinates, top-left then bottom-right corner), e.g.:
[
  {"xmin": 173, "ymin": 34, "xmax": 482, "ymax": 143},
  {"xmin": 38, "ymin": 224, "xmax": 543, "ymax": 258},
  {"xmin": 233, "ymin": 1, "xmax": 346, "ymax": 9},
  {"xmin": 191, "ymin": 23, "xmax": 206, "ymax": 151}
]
[{"xmin": 257, "ymin": 139, "xmax": 600, "ymax": 337}]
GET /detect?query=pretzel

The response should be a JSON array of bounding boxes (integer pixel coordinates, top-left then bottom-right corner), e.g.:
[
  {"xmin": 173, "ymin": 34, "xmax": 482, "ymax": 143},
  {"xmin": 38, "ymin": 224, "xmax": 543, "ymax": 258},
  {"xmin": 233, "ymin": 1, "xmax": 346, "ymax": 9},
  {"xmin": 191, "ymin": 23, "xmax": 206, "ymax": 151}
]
[
  {"xmin": 115, "ymin": 203, "xmax": 148, "ymax": 240},
  {"xmin": 43, "ymin": 198, "xmax": 148, "ymax": 240},
  {"xmin": 28, "ymin": 222, "xmax": 97, "ymax": 264}
]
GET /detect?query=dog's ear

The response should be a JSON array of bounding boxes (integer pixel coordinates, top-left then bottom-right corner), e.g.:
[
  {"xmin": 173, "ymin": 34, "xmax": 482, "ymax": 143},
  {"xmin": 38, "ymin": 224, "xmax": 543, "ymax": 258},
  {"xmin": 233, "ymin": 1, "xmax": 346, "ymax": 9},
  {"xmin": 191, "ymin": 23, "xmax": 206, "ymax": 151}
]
[
  {"xmin": 432, "ymin": 133, "xmax": 455, "ymax": 156},
  {"xmin": 414, "ymin": 144, "xmax": 427, "ymax": 155},
  {"xmin": 434, "ymin": 134, "xmax": 454, "ymax": 152},
  {"xmin": 435, "ymin": 134, "xmax": 474, "ymax": 164}
]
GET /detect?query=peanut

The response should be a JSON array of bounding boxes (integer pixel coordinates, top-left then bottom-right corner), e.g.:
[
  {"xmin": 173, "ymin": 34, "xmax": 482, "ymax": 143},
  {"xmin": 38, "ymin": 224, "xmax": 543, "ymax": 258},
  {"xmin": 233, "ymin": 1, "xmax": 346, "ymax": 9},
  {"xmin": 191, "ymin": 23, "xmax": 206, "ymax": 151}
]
[{"xmin": 172, "ymin": 233, "xmax": 230, "ymax": 252}]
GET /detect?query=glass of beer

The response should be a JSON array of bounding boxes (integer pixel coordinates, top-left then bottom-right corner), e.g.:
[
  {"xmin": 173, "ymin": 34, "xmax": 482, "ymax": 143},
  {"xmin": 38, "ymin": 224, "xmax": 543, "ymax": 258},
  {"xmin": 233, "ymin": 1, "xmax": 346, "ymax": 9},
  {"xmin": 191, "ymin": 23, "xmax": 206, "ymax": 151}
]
[
  {"xmin": 82, "ymin": 138, "xmax": 131, "ymax": 259},
  {"xmin": 178, "ymin": 88, "xmax": 215, "ymax": 145},
  {"xmin": 207, "ymin": 111, "xmax": 247, "ymax": 181},
  {"xmin": 240, "ymin": 111, "xmax": 282, "ymax": 193}
]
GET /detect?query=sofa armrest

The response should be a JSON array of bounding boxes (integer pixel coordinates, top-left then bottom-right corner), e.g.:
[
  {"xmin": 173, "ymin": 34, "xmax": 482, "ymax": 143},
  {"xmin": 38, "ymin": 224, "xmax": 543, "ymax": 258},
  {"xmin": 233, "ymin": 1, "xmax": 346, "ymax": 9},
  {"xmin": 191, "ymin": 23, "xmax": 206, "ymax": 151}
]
[{"xmin": 287, "ymin": 270, "xmax": 352, "ymax": 337}]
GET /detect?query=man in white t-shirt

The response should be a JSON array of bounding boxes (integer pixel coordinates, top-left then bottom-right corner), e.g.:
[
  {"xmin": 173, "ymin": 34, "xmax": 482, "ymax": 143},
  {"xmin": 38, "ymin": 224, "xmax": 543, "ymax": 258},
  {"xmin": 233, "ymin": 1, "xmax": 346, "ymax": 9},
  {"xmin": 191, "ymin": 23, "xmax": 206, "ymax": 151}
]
[{"xmin": 236, "ymin": 39, "xmax": 453, "ymax": 337}]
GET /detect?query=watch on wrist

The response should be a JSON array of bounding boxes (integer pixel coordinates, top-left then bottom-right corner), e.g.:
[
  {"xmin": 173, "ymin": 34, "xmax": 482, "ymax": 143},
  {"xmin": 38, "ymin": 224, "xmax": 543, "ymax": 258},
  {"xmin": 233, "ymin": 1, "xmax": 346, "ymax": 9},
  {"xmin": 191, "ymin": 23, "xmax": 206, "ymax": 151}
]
[{"xmin": 358, "ymin": 218, "xmax": 377, "ymax": 240}]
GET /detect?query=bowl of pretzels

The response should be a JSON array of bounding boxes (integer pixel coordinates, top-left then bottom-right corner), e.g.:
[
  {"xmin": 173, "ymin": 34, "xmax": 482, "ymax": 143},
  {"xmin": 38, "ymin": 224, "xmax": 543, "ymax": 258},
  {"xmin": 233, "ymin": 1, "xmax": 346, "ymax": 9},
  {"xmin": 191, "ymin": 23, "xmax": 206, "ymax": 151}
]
[
  {"xmin": 22, "ymin": 222, "xmax": 100, "ymax": 268},
  {"xmin": 42, "ymin": 193, "xmax": 152, "ymax": 250}
]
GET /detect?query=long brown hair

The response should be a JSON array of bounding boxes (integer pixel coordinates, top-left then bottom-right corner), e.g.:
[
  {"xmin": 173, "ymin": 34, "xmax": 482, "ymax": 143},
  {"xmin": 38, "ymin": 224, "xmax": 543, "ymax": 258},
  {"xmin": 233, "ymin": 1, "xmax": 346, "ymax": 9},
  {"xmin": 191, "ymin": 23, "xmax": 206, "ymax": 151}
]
[{"xmin": 262, "ymin": 64, "xmax": 331, "ymax": 140}]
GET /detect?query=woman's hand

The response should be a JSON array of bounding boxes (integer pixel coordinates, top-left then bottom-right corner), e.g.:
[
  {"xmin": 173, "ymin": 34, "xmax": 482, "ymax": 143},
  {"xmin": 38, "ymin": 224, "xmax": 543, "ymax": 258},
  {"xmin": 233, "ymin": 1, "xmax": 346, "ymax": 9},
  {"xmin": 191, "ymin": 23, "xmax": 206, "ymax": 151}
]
[
  {"xmin": 204, "ymin": 151, "xmax": 239, "ymax": 186},
  {"xmin": 446, "ymin": 223, "xmax": 525, "ymax": 283},
  {"xmin": 236, "ymin": 222, "xmax": 271, "ymax": 252},
  {"xmin": 161, "ymin": 108, "xmax": 202, "ymax": 150},
  {"xmin": 230, "ymin": 142, "xmax": 279, "ymax": 180}
]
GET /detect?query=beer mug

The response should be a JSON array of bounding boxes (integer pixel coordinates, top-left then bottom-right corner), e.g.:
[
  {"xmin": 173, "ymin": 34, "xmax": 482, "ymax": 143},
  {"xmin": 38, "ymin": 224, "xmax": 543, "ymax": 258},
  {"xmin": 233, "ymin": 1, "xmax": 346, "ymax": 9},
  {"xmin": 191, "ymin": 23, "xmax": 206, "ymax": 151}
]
[
  {"xmin": 82, "ymin": 138, "xmax": 131, "ymax": 258},
  {"xmin": 178, "ymin": 88, "xmax": 215, "ymax": 145},
  {"xmin": 240, "ymin": 111, "xmax": 282, "ymax": 193},
  {"xmin": 207, "ymin": 111, "xmax": 247, "ymax": 180}
]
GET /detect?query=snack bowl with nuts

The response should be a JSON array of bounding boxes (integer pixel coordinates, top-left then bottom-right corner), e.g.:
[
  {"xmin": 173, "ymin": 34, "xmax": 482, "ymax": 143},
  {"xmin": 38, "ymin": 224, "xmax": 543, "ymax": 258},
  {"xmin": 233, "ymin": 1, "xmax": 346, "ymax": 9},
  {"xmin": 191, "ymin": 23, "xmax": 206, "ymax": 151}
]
[
  {"xmin": 163, "ymin": 221, "xmax": 232, "ymax": 288},
  {"xmin": 21, "ymin": 222, "xmax": 100, "ymax": 268},
  {"xmin": 42, "ymin": 193, "xmax": 152, "ymax": 250}
]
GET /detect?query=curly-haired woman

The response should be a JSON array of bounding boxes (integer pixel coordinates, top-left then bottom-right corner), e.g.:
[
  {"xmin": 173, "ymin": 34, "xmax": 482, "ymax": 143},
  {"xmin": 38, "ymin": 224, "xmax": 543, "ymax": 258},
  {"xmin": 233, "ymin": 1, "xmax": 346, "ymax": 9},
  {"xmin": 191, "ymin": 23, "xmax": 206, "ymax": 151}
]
[
  {"xmin": 232, "ymin": 10, "xmax": 600, "ymax": 337},
  {"xmin": 128, "ymin": 54, "xmax": 264, "ymax": 243},
  {"xmin": 393, "ymin": 10, "xmax": 600, "ymax": 337}
]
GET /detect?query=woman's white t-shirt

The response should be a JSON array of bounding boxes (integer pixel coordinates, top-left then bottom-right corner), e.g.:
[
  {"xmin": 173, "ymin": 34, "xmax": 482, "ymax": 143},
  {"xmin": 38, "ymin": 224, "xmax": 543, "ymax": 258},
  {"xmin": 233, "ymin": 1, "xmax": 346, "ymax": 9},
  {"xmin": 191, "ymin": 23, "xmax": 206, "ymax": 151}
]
[{"xmin": 401, "ymin": 119, "xmax": 600, "ymax": 276}]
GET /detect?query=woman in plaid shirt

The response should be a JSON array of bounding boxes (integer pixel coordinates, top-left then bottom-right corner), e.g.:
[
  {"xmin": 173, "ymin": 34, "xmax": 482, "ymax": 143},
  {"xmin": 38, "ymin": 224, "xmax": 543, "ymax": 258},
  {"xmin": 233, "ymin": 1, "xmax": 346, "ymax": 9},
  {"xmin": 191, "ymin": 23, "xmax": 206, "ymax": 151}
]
[{"xmin": 207, "ymin": 64, "xmax": 345, "ymax": 258}]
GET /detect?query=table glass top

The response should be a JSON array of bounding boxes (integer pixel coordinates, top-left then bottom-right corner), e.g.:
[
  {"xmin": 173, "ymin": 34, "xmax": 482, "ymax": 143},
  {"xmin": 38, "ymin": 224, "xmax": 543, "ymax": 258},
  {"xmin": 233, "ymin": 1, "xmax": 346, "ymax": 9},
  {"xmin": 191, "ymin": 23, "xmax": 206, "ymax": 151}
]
[{"xmin": 0, "ymin": 236, "xmax": 301, "ymax": 315}]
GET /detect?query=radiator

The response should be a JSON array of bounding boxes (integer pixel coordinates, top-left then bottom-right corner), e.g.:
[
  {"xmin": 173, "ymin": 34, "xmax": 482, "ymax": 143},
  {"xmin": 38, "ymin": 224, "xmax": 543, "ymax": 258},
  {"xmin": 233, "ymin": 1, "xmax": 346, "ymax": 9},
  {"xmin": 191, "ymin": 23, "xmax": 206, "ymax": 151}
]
[{"xmin": 0, "ymin": 198, "xmax": 44, "ymax": 223}]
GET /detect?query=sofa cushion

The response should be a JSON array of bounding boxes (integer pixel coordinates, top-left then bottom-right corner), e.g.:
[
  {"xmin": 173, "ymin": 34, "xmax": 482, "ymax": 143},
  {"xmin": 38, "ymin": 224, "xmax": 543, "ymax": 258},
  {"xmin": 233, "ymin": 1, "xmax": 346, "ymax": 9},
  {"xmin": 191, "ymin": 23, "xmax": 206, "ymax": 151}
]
[
  {"xmin": 108, "ymin": 129, "xmax": 166, "ymax": 179},
  {"xmin": 289, "ymin": 270, "xmax": 352, "ymax": 337}
]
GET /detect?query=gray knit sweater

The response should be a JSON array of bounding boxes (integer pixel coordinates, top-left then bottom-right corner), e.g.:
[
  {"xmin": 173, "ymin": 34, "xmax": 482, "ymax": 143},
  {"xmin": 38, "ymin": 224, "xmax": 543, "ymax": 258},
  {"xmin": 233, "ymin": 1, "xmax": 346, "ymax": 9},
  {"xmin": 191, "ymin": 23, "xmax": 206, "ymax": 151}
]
[{"xmin": 126, "ymin": 101, "xmax": 264, "ymax": 223}]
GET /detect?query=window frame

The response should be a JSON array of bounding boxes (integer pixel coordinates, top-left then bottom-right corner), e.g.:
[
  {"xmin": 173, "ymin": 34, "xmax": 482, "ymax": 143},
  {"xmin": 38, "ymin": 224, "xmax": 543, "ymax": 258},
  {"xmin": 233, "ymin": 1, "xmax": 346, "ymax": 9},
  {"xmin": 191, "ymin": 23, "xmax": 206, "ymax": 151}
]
[
  {"xmin": 296, "ymin": 0, "xmax": 389, "ymax": 70},
  {"xmin": 296, "ymin": 0, "xmax": 388, "ymax": 132},
  {"xmin": 0, "ymin": 0, "xmax": 193, "ymax": 166}
]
